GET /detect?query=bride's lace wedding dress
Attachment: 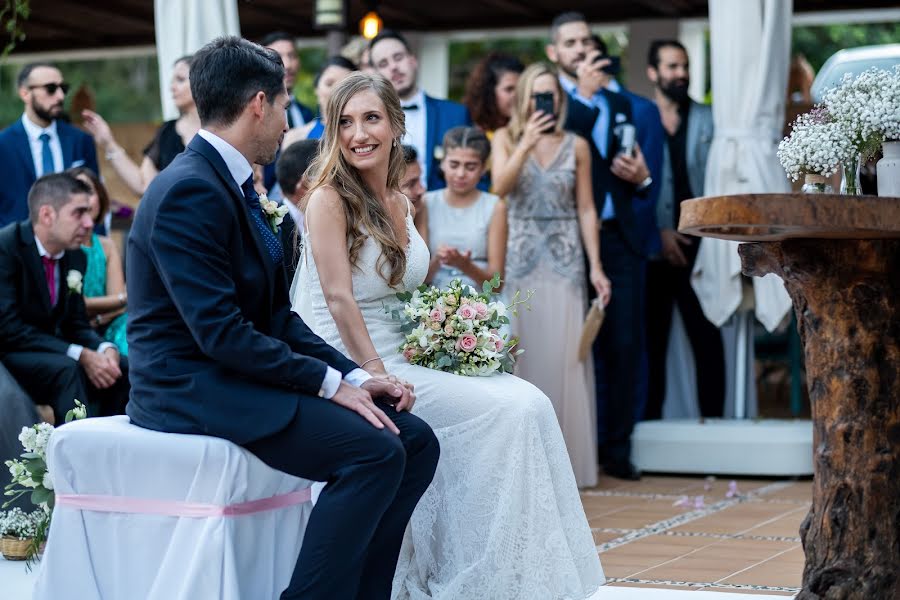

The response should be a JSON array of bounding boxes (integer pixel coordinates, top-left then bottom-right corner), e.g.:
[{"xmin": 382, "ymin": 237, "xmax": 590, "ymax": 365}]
[{"xmin": 291, "ymin": 202, "xmax": 604, "ymax": 600}]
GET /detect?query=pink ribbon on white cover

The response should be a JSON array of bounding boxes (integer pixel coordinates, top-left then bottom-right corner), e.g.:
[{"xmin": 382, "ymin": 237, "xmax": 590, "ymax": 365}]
[{"xmin": 55, "ymin": 488, "xmax": 312, "ymax": 518}]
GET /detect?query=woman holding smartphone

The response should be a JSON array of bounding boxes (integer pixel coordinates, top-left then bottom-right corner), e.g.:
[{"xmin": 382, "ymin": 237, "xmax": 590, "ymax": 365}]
[{"xmin": 492, "ymin": 62, "xmax": 611, "ymax": 488}]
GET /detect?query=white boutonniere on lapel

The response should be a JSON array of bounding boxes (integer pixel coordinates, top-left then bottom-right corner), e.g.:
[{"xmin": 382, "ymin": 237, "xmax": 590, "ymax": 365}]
[
  {"xmin": 433, "ymin": 146, "xmax": 445, "ymax": 161},
  {"xmin": 66, "ymin": 269, "xmax": 83, "ymax": 295},
  {"xmin": 259, "ymin": 193, "xmax": 290, "ymax": 234}
]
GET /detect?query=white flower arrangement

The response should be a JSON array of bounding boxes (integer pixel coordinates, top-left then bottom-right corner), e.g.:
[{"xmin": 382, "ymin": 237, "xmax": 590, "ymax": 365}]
[
  {"xmin": 258, "ymin": 193, "xmax": 290, "ymax": 234},
  {"xmin": 778, "ymin": 66, "xmax": 900, "ymax": 182},
  {"xmin": 777, "ymin": 108, "xmax": 856, "ymax": 181},
  {"xmin": 822, "ymin": 66, "xmax": 900, "ymax": 154},
  {"xmin": 387, "ymin": 274, "xmax": 530, "ymax": 376},
  {"xmin": 3, "ymin": 400, "xmax": 87, "ymax": 565},
  {"xmin": 0, "ymin": 507, "xmax": 42, "ymax": 540},
  {"xmin": 66, "ymin": 269, "xmax": 83, "ymax": 294}
]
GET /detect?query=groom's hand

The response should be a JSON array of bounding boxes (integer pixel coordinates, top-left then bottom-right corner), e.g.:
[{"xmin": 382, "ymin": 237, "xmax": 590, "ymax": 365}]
[
  {"xmin": 331, "ymin": 380, "xmax": 400, "ymax": 434},
  {"xmin": 362, "ymin": 376, "xmax": 416, "ymax": 412}
]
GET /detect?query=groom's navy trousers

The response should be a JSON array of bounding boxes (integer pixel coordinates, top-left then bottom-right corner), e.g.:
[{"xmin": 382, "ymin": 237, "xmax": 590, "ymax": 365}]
[{"xmin": 126, "ymin": 135, "xmax": 439, "ymax": 599}]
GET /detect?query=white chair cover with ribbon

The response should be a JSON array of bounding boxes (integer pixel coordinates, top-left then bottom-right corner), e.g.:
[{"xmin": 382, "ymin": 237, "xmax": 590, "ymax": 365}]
[{"xmin": 33, "ymin": 416, "xmax": 315, "ymax": 600}]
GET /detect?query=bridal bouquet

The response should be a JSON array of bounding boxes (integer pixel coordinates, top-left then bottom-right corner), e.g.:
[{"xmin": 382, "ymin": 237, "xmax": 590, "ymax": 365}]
[{"xmin": 388, "ymin": 274, "xmax": 526, "ymax": 376}]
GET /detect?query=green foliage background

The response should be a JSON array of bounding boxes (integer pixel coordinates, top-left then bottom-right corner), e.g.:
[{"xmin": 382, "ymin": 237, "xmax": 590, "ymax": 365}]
[{"xmin": 0, "ymin": 21, "xmax": 896, "ymax": 127}]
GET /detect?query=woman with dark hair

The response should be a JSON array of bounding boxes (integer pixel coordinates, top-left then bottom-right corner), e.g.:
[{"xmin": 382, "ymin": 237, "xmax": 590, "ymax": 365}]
[
  {"xmin": 82, "ymin": 55, "xmax": 200, "ymax": 196},
  {"xmin": 67, "ymin": 167, "xmax": 128, "ymax": 355},
  {"xmin": 462, "ymin": 52, "xmax": 524, "ymax": 137},
  {"xmin": 287, "ymin": 55, "xmax": 357, "ymax": 145}
]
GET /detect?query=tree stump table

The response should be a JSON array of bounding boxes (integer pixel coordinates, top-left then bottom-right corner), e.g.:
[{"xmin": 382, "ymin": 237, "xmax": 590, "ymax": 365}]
[{"xmin": 679, "ymin": 193, "xmax": 900, "ymax": 600}]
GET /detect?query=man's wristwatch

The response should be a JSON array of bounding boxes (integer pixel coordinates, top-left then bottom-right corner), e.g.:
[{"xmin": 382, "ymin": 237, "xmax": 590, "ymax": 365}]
[{"xmin": 636, "ymin": 175, "xmax": 653, "ymax": 191}]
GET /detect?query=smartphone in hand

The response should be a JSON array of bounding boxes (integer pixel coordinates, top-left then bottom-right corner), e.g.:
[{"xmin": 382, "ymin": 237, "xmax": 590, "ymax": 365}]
[
  {"xmin": 593, "ymin": 55, "xmax": 621, "ymax": 76},
  {"xmin": 533, "ymin": 92, "xmax": 556, "ymax": 133}
]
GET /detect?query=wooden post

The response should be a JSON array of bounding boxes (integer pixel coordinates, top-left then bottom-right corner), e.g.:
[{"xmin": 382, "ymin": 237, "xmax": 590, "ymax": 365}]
[{"xmin": 740, "ymin": 239, "xmax": 900, "ymax": 599}]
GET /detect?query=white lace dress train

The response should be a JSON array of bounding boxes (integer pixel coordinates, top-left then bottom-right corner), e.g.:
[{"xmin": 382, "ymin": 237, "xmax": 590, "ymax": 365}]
[{"xmin": 291, "ymin": 207, "xmax": 604, "ymax": 600}]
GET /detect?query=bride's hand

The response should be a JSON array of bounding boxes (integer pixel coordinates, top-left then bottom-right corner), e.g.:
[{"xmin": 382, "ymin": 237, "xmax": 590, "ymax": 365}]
[{"xmin": 362, "ymin": 375, "xmax": 416, "ymax": 412}]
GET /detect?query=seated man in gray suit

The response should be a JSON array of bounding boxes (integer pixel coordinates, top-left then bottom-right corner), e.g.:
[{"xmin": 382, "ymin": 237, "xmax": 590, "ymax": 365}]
[{"xmin": 644, "ymin": 40, "xmax": 725, "ymax": 420}]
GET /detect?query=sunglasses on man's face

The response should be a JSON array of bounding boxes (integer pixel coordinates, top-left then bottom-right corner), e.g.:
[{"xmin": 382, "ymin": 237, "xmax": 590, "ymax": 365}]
[{"xmin": 29, "ymin": 82, "xmax": 70, "ymax": 96}]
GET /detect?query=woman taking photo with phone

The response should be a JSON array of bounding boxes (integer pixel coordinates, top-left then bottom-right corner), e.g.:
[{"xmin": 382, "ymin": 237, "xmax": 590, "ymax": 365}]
[{"xmin": 492, "ymin": 62, "xmax": 610, "ymax": 488}]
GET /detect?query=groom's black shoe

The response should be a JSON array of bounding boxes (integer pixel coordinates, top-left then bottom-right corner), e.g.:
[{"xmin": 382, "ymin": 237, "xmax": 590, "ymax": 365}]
[{"xmin": 603, "ymin": 461, "xmax": 642, "ymax": 481}]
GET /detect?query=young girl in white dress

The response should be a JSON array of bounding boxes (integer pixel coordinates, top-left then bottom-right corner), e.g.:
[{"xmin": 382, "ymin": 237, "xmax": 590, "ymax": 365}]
[
  {"xmin": 415, "ymin": 126, "xmax": 506, "ymax": 292},
  {"xmin": 293, "ymin": 72, "xmax": 604, "ymax": 600}
]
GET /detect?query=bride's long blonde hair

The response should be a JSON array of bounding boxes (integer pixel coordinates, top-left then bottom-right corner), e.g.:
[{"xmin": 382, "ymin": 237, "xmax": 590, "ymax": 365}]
[{"xmin": 305, "ymin": 72, "xmax": 408, "ymax": 287}]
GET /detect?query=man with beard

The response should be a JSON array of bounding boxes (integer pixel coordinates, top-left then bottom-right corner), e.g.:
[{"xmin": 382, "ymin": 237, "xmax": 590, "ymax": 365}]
[
  {"xmin": 547, "ymin": 12, "xmax": 651, "ymax": 481},
  {"xmin": 0, "ymin": 63, "xmax": 99, "ymax": 227},
  {"xmin": 644, "ymin": 40, "xmax": 724, "ymax": 420},
  {"xmin": 369, "ymin": 30, "xmax": 471, "ymax": 191}
]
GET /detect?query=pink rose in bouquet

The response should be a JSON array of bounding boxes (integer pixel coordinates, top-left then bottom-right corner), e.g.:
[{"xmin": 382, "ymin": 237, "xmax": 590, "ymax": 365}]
[
  {"xmin": 457, "ymin": 304, "xmax": 477, "ymax": 320},
  {"xmin": 456, "ymin": 333, "xmax": 479, "ymax": 352}
]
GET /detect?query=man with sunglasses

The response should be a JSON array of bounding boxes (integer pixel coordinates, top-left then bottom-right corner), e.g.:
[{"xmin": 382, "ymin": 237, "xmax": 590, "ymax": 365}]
[{"xmin": 0, "ymin": 62, "xmax": 99, "ymax": 227}]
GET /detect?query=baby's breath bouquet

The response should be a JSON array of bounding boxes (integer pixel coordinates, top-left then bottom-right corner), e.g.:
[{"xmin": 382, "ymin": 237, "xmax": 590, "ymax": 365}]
[
  {"xmin": 777, "ymin": 107, "xmax": 854, "ymax": 182},
  {"xmin": 388, "ymin": 274, "xmax": 529, "ymax": 376},
  {"xmin": 779, "ymin": 66, "xmax": 900, "ymax": 194},
  {"xmin": 822, "ymin": 66, "xmax": 900, "ymax": 153},
  {"xmin": 3, "ymin": 400, "xmax": 87, "ymax": 566}
]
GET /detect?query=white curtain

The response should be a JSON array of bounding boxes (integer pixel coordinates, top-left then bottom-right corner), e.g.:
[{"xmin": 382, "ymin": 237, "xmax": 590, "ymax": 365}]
[
  {"xmin": 684, "ymin": 0, "xmax": 794, "ymax": 419},
  {"xmin": 693, "ymin": 0, "xmax": 793, "ymax": 333},
  {"xmin": 154, "ymin": 0, "xmax": 241, "ymax": 120}
]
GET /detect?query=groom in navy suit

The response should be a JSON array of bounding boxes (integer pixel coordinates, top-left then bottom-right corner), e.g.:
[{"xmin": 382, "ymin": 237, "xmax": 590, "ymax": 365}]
[
  {"xmin": 126, "ymin": 36, "xmax": 439, "ymax": 600},
  {"xmin": 0, "ymin": 63, "xmax": 99, "ymax": 227}
]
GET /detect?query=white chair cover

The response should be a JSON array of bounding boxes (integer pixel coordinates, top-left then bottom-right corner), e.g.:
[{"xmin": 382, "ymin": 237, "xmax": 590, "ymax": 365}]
[{"xmin": 33, "ymin": 416, "xmax": 314, "ymax": 600}]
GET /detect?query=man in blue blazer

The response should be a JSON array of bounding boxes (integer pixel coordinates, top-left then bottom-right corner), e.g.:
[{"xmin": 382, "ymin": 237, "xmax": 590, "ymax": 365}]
[
  {"xmin": 369, "ymin": 30, "xmax": 471, "ymax": 191},
  {"xmin": 0, "ymin": 63, "xmax": 99, "ymax": 228},
  {"xmin": 126, "ymin": 37, "xmax": 438, "ymax": 600},
  {"xmin": 548, "ymin": 13, "xmax": 653, "ymax": 481}
]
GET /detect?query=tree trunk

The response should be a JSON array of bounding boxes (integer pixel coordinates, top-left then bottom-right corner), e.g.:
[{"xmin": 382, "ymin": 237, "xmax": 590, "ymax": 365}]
[{"xmin": 739, "ymin": 239, "xmax": 900, "ymax": 599}]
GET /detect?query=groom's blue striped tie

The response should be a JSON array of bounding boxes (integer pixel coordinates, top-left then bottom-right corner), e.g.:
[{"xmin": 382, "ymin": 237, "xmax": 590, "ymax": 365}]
[{"xmin": 241, "ymin": 176, "xmax": 284, "ymax": 265}]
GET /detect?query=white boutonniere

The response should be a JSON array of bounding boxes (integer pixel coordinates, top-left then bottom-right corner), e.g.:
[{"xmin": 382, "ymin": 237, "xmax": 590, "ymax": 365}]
[
  {"xmin": 258, "ymin": 193, "xmax": 290, "ymax": 234},
  {"xmin": 66, "ymin": 269, "xmax": 83, "ymax": 294},
  {"xmin": 433, "ymin": 146, "xmax": 445, "ymax": 161}
]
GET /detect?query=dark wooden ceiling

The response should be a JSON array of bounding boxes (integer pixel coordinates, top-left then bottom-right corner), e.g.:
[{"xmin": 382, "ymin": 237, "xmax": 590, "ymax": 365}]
[{"xmin": 9, "ymin": 0, "xmax": 900, "ymax": 54}]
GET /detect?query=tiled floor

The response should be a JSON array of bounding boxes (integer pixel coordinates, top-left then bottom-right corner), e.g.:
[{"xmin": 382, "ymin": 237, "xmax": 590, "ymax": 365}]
[{"xmin": 583, "ymin": 474, "xmax": 811, "ymax": 596}]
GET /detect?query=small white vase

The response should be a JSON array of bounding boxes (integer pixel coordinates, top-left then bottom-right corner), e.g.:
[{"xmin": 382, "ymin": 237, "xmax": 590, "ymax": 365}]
[{"xmin": 876, "ymin": 140, "xmax": 900, "ymax": 197}]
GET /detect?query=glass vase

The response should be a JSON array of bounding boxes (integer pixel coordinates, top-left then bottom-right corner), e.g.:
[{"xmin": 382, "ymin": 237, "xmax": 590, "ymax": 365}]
[
  {"xmin": 800, "ymin": 174, "xmax": 833, "ymax": 194},
  {"xmin": 840, "ymin": 156, "xmax": 863, "ymax": 196}
]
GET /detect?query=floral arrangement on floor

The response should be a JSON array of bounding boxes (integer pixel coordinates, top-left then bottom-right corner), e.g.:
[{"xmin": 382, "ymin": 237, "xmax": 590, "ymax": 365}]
[
  {"xmin": 778, "ymin": 65, "xmax": 900, "ymax": 192},
  {"xmin": 0, "ymin": 507, "xmax": 42, "ymax": 540},
  {"xmin": 3, "ymin": 400, "xmax": 87, "ymax": 567},
  {"xmin": 388, "ymin": 274, "xmax": 530, "ymax": 376}
]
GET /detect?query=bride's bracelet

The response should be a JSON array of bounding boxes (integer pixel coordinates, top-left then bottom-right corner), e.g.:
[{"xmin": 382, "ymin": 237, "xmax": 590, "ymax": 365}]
[{"xmin": 360, "ymin": 356, "xmax": 382, "ymax": 369}]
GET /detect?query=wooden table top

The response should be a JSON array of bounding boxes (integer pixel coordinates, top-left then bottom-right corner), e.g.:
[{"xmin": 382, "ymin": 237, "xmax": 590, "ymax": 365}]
[{"xmin": 678, "ymin": 194, "xmax": 900, "ymax": 242}]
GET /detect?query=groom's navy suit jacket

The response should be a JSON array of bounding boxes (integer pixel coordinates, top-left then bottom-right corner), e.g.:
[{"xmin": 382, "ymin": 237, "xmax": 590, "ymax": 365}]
[{"xmin": 126, "ymin": 135, "xmax": 357, "ymax": 445}]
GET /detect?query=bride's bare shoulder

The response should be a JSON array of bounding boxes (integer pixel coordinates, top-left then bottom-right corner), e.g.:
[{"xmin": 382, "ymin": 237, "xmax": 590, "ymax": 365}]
[{"xmin": 306, "ymin": 186, "xmax": 345, "ymax": 218}]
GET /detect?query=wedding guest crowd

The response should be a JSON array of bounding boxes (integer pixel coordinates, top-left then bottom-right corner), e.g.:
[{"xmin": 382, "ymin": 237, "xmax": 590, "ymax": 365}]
[{"xmin": 0, "ymin": 18, "xmax": 731, "ymax": 485}]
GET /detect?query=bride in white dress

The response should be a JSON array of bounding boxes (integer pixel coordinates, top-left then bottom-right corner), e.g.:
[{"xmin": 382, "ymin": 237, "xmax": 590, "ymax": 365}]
[{"xmin": 291, "ymin": 72, "xmax": 604, "ymax": 600}]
